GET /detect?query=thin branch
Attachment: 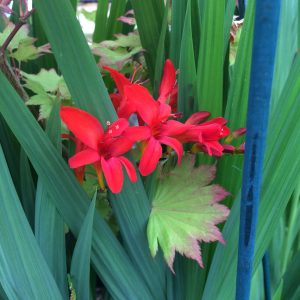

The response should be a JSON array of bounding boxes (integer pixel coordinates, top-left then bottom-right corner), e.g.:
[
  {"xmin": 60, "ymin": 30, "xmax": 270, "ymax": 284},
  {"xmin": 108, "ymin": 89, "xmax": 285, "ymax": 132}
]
[{"xmin": 0, "ymin": 8, "xmax": 35, "ymax": 54}]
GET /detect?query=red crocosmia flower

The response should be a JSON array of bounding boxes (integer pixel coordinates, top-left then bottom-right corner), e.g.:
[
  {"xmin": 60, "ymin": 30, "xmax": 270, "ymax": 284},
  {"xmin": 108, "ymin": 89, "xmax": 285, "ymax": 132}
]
[
  {"xmin": 173, "ymin": 113, "xmax": 230, "ymax": 157},
  {"xmin": 60, "ymin": 106, "xmax": 137, "ymax": 193},
  {"xmin": 157, "ymin": 59, "xmax": 177, "ymax": 104},
  {"xmin": 124, "ymin": 84, "xmax": 185, "ymax": 176}
]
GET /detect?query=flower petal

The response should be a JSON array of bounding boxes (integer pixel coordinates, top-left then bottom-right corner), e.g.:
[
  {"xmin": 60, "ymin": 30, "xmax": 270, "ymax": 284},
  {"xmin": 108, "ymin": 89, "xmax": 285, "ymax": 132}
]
[
  {"xmin": 139, "ymin": 137, "xmax": 162, "ymax": 176},
  {"xmin": 103, "ymin": 66, "xmax": 131, "ymax": 96},
  {"xmin": 158, "ymin": 59, "xmax": 176, "ymax": 103},
  {"xmin": 60, "ymin": 106, "xmax": 103, "ymax": 150},
  {"xmin": 119, "ymin": 157, "xmax": 137, "ymax": 183},
  {"xmin": 185, "ymin": 112, "xmax": 210, "ymax": 125},
  {"xmin": 124, "ymin": 84, "xmax": 158, "ymax": 125},
  {"xmin": 158, "ymin": 103, "xmax": 172, "ymax": 122},
  {"xmin": 159, "ymin": 136, "xmax": 183, "ymax": 164},
  {"xmin": 124, "ymin": 126, "xmax": 151, "ymax": 141},
  {"xmin": 101, "ymin": 156, "xmax": 124, "ymax": 193},
  {"xmin": 106, "ymin": 118, "xmax": 129, "ymax": 137},
  {"xmin": 69, "ymin": 149, "xmax": 101, "ymax": 168}
]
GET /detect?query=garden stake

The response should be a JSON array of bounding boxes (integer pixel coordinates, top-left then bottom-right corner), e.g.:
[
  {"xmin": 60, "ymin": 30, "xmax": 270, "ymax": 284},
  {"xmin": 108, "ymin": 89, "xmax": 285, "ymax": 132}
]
[{"xmin": 236, "ymin": 0, "xmax": 281, "ymax": 299}]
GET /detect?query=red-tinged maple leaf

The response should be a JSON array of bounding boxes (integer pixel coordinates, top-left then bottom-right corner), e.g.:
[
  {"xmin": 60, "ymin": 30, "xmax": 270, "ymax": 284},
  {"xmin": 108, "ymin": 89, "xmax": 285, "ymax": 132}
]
[{"xmin": 147, "ymin": 154, "xmax": 230, "ymax": 272}]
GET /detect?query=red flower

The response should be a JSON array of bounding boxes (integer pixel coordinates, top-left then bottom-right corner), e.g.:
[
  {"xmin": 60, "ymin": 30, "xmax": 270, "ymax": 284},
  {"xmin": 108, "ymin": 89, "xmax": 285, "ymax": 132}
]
[
  {"xmin": 173, "ymin": 113, "xmax": 230, "ymax": 157},
  {"xmin": 60, "ymin": 106, "xmax": 137, "ymax": 193},
  {"xmin": 124, "ymin": 84, "xmax": 185, "ymax": 176},
  {"xmin": 104, "ymin": 59, "xmax": 178, "ymax": 118}
]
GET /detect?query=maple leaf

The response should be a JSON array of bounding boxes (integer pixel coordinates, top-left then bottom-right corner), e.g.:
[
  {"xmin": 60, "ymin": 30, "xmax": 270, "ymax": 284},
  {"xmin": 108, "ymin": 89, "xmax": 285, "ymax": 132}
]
[{"xmin": 147, "ymin": 154, "xmax": 230, "ymax": 272}]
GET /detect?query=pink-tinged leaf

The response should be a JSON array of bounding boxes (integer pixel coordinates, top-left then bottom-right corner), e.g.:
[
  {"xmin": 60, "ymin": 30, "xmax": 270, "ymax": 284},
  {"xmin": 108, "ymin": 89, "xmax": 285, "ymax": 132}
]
[
  {"xmin": 157, "ymin": 59, "xmax": 176, "ymax": 103},
  {"xmin": 139, "ymin": 137, "xmax": 162, "ymax": 176},
  {"xmin": 124, "ymin": 84, "xmax": 158, "ymax": 125},
  {"xmin": 185, "ymin": 112, "xmax": 211, "ymax": 125},
  {"xmin": 147, "ymin": 154, "xmax": 230, "ymax": 271},
  {"xmin": 69, "ymin": 149, "xmax": 101, "ymax": 168},
  {"xmin": 60, "ymin": 106, "xmax": 103, "ymax": 150},
  {"xmin": 117, "ymin": 16, "xmax": 136, "ymax": 25},
  {"xmin": 119, "ymin": 157, "xmax": 137, "ymax": 183},
  {"xmin": 101, "ymin": 157, "xmax": 124, "ymax": 193},
  {"xmin": 103, "ymin": 66, "xmax": 131, "ymax": 96},
  {"xmin": 158, "ymin": 136, "xmax": 183, "ymax": 164}
]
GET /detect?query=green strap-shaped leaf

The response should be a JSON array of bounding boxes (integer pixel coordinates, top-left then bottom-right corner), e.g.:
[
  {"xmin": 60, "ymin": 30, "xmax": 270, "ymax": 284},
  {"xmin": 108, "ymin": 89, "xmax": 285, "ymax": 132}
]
[
  {"xmin": 202, "ymin": 56, "xmax": 300, "ymax": 300},
  {"xmin": 93, "ymin": 0, "xmax": 109, "ymax": 43},
  {"xmin": 19, "ymin": 148, "xmax": 36, "ymax": 229},
  {"xmin": 0, "ymin": 72, "xmax": 153, "ymax": 300},
  {"xmin": 0, "ymin": 146, "xmax": 63, "ymax": 300},
  {"xmin": 178, "ymin": 0, "xmax": 197, "ymax": 121},
  {"xmin": 130, "ymin": 0, "xmax": 164, "ymax": 81},
  {"xmin": 170, "ymin": 0, "xmax": 188, "ymax": 68},
  {"xmin": 153, "ymin": 2, "xmax": 169, "ymax": 97},
  {"xmin": 35, "ymin": 102, "xmax": 68, "ymax": 298},
  {"xmin": 196, "ymin": 0, "xmax": 225, "ymax": 116},
  {"xmin": 33, "ymin": 1, "xmax": 166, "ymax": 297},
  {"xmin": 70, "ymin": 193, "xmax": 96, "ymax": 300}
]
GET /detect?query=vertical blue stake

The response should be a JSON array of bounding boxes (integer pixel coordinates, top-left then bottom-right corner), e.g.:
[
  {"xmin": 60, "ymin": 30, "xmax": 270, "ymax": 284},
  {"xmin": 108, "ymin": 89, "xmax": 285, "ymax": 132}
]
[{"xmin": 236, "ymin": 1, "xmax": 281, "ymax": 300}]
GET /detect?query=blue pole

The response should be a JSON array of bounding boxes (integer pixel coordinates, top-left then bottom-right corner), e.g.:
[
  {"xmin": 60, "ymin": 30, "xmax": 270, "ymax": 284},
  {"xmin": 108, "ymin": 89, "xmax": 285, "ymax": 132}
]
[{"xmin": 236, "ymin": 1, "xmax": 281, "ymax": 299}]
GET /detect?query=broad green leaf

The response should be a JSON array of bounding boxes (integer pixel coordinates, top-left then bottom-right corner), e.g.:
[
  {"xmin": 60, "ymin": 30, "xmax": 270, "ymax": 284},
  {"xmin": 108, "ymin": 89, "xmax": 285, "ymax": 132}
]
[
  {"xmin": 170, "ymin": 0, "xmax": 188, "ymax": 68},
  {"xmin": 0, "ymin": 146, "xmax": 63, "ymax": 299},
  {"xmin": 273, "ymin": 279, "xmax": 283, "ymax": 300},
  {"xmin": 93, "ymin": 0, "xmax": 109, "ymax": 43},
  {"xmin": 282, "ymin": 251, "xmax": 300, "ymax": 299},
  {"xmin": 99, "ymin": 32, "xmax": 141, "ymax": 48},
  {"xmin": 10, "ymin": 44, "xmax": 40, "ymax": 62},
  {"xmin": 202, "ymin": 55, "xmax": 300, "ymax": 300},
  {"xmin": 106, "ymin": 0, "xmax": 127, "ymax": 40},
  {"xmin": 130, "ymin": 0, "xmax": 164, "ymax": 81},
  {"xmin": 70, "ymin": 193, "xmax": 96, "ymax": 300},
  {"xmin": 35, "ymin": 102, "xmax": 67, "ymax": 298},
  {"xmin": 196, "ymin": 0, "xmax": 225, "ymax": 116},
  {"xmin": 153, "ymin": 2, "xmax": 168, "ymax": 97},
  {"xmin": 178, "ymin": 0, "xmax": 197, "ymax": 121},
  {"xmin": 19, "ymin": 148, "xmax": 36, "ymax": 229},
  {"xmin": 147, "ymin": 155, "xmax": 229, "ymax": 270},
  {"xmin": 0, "ymin": 71, "xmax": 153, "ymax": 300},
  {"xmin": 33, "ymin": 1, "xmax": 166, "ymax": 297}
]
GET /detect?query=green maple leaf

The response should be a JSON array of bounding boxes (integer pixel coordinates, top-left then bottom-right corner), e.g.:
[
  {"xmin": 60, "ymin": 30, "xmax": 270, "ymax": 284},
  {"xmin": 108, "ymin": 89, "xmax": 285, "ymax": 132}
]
[
  {"xmin": 147, "ymin": 155, "xmax": 230, "ymax": 271},
  {"xmin": 26, "ymin": 94, "xmax": 56, "ymax": 120}
]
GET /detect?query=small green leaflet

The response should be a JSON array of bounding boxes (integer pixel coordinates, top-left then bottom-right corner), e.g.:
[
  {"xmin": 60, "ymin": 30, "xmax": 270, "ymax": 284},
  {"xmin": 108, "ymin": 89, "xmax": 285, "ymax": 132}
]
[
  {"xmin": 22, "ymin": 69, "xmax": 71, "ymax": 119},
  {"xmin": 92, "ymin": 32, "xmax": 143, "ymax": 68},
  {"xmin": 147, "ymin": 155, "xmax": 230, "ymax": 271},
  {"xmin": 0, "ymin": 23, "xmax": 51, "ymax": 62}
]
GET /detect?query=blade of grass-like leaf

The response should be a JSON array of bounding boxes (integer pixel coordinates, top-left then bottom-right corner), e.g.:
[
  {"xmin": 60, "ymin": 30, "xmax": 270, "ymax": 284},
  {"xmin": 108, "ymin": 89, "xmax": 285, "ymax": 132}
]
[
  {"xmin": 35, "ymin": 102, "xmax": 67, "ymax": 298},
  {"xmin": 106, "ymin": 0, "xmax": 126, "ymax": 40},
  {"xmin": 19, "ymin": 148, "xmax": 35, "ymax": 229},
  {"xmin": 170, "ymin": 0, "xmax": 188, "ymax": 68},
  {"xmin": 33, "ymin": 1, "xmax": 166, "ymax": 296},
  {"xmin": 0, "ymin": 116, "xmax": 21, "ymax": 195},
  {"xmin": 223, "ymin": 0, "xmax": 236, "ymax": 58},
  {"xmin": 0, "ymin": 146, "xmax": 63, "ymax": 299},
  {"xmin": 70, "ymin": 193, "xmax": 96, "ymax": 300},
  {"xmin": 271, "ymin": 0, "xmax": 298, "ymax": 108},
  {"xmin": 196, "ymin": 0, "xmax": 225, "ymax": 116},
  {"xmin": 282, "ymin": 251, "xmax": 300, "ymax": 299},
  {"xmin": 178, "ymin": 0, "xmax": 197, "ymax": 121},
  {"xmin": 34, "ymin": 0, "xmax": 115, "ymax": 123},
  {"xmin": 216, "ymin": 0, "xmax": 255, "ymax": 201},
  {"xmin": 93, "ymin": 0, "xmax": 109, "ymax": 43},
  {"xmin": 202, "ymin": 55, "xmax": 300, "ymax": 300},
  {"xmin": 130, "ymin": 0, "xmax": 164, "ymax": 81},
  {"xmin": 0, "ymin": 73, "xmax": 153, "ymax": 300},
  {"xmin": 153, "ymin": 2, "xmax": 168, "ymax": 97}
]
